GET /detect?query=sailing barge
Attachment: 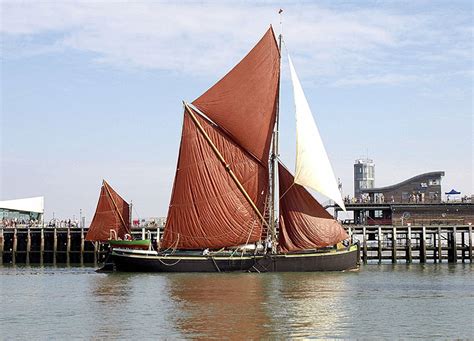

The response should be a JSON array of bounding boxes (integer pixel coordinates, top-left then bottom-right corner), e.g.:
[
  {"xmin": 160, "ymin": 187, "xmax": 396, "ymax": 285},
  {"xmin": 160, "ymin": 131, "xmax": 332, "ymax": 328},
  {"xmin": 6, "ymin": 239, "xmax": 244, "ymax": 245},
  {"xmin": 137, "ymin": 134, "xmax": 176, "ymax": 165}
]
[{"xmin": 108, "ymin": 26, "xmax": 359, "ymax": 272}]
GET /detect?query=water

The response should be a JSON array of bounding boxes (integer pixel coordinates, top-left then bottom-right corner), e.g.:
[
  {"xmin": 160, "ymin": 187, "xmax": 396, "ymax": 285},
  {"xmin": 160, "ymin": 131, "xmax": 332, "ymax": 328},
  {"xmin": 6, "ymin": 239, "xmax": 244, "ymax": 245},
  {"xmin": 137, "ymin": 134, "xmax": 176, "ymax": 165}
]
[{"xmin": 0, "ymin": 264, "xmax": 472, "ymax": 339}]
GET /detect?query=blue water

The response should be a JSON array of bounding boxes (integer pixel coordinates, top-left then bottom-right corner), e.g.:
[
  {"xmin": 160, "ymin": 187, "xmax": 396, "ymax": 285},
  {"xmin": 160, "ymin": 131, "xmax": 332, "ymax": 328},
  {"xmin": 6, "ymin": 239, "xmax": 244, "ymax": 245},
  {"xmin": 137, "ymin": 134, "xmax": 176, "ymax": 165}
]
[{"xmin": 0, "ymin": 264, "xmax": 472, "ymax": 339}]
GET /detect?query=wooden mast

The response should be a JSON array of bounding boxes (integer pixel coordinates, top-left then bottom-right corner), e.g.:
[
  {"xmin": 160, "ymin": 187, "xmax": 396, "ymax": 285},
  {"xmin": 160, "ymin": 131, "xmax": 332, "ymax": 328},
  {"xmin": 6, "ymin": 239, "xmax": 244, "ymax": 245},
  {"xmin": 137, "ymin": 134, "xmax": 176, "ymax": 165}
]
[
  {"xmin": 183, "ymin": 102, "xmax": 269, "ymax": 229},
  {"xmin": 269, "ymin": 12, "xmax": 283, "ymax": 253},
  {"xmin": 102, "ymin": 180, "xmax": 130, "ymax": 237}
]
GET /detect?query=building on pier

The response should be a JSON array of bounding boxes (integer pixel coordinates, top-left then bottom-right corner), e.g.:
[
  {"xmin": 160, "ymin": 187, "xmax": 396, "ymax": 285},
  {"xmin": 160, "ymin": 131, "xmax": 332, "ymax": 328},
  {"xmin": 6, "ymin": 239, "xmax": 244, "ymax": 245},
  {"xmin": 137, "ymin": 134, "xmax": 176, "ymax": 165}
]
[
  {"xmin": 354, "ymin": 158, "xmax": 375, "ymax": 199},
  {"xmin": 0, "ymin": 197, "xmax": 44, "ymax": 225},
  {"xmin": 337, "ymin": 202, "xmax": 473, "ymax": 226},
  {"xmin": 361, "ymin": 171, "xmax": 444, "ymax": 204},
  {"xmin": 337, "ymin": 169, "xmax": 473, "ymax": 225}
]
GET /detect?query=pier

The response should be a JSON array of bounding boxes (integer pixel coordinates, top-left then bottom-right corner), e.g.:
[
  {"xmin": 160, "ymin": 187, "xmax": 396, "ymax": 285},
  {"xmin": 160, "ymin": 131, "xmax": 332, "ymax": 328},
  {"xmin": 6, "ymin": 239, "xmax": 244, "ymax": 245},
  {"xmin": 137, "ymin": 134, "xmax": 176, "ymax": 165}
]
[
  {"xmin": 348, "ymin": 224, "xmax": 473, "ymax": 263},
  {"xmin": 0, "ymin": 226, "xmax": 156, "ymax": 265},
  {"xmin": 0, "ymin": 225, "xmax": 472, "ymax": 265}
]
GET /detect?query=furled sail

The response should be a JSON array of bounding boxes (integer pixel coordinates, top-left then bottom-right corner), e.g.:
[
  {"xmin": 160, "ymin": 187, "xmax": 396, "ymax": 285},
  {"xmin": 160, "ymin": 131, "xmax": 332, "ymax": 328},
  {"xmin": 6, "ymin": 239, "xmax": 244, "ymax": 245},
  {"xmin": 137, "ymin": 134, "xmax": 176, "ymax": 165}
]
[
  {"xmin": 278, "ymin": 163, "xmax": 348, "ymax": 252},
  {"xmin": 86, "ymin": 181, "xmax": 130, "ymax": 242},
  {"xmin": 161, "ymin": 108, "xmax": 267, "ymax": 250},
  {"xmin": 288, "ymin": 54, "xmax": 346, "ymax": 211},
  {"xmin": 192, "ymin": 27, "xmax": 280, "ymax": 164}
]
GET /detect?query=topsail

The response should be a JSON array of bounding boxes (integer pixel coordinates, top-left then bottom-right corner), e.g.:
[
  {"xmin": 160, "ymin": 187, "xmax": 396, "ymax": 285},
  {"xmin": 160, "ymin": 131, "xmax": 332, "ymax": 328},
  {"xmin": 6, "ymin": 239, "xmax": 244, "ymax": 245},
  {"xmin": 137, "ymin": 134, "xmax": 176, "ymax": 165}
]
[{"xmin": 193, "ymin": 28, "xmax": 280, "ymax": 164}]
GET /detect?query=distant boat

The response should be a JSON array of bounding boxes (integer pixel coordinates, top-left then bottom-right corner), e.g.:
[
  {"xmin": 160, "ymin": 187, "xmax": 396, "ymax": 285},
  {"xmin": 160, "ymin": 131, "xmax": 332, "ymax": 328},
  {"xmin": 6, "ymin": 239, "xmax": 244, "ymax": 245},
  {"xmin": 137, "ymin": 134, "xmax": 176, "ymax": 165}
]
[
  {"xmin": 109, "ymin": 26, "xmax": 359, "ymax": 272},
  {"xmin": 86, "ymin": 180, "xmax": 151, "ymax": 251}
]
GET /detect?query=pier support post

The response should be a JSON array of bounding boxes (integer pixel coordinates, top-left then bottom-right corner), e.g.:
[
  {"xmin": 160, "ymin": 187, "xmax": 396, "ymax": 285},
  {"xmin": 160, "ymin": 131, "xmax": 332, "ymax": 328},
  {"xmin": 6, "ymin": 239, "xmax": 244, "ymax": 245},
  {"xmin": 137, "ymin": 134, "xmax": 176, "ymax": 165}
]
[
  {"xmin": 40, "ymin": 227, "xmax": 44, "ymax": 265},
  {"xmin": 53, "ymin": 228, "xmax": 57, "ymax": 265},
  {"xmin": 448, "ymin": 226, "xmax": 457, "ymax": 263},
  {"xmin": 26, "ymin": 227, "xmax": 31, "ymax": 264},
  {"xmin": 362, "ymin": 225, "xmax": 367, "ymax": 264},
  {"xmin": 94, "ymin": 241, "xmax": 98, "ymax": 265},
  {"xmin": 438, "ymin": 226, "xmax": 442, "ymax": 263},
  {"xmin": 13, "ymin": 228, "xmax": 18, "ymax": 264},
  {"xmin": 461, "ymin": 231, "xmax": 466, "ymax": 263},
  {"xmin": 378, "ymin": 226, "xmax": 382, "ymax": 263},
  {"xmin": 0, "ymin": 228, "xmax": 3, "ymax": 264},
  {"xmin": 392, "ymin": 226, "xmax": 397, "ymax": 263},
  {"xmin": 420, "ymin": 226, "xmax": 426, "ymax": 263},
  {"xmin": 66, "ymin": 227, "xmax": 71, "ymax": 265},
  {"xmin": 406, "ymin": 225, "xmax": 412, "ymax": 263},
  {"xmin": 80, "ymin": 228, "xmax": 85, "ymax": 265},
  {"xmin": 469, "ymin": 224, "xmax": 472, "ymax": 263},
  {"xmin": 156, "ymin": 227, "xmax": 161, "ymax": 250}
]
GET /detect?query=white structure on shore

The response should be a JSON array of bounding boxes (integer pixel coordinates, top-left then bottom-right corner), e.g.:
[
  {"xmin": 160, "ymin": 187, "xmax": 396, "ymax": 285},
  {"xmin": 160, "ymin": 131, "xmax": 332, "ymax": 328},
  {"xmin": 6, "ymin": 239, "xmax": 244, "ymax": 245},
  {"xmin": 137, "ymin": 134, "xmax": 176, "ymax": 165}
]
[{"xmin": 0, "ymin": 197, "xmax": 44, "ymax": 224}]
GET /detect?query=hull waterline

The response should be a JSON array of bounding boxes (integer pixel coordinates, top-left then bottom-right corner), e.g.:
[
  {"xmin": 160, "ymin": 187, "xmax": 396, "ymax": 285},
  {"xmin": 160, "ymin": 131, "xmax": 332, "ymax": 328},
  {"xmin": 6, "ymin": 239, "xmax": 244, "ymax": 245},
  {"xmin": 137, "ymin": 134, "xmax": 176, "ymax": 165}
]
[{"xmin": 108, "ymin": 244, "xmax": 359, "ymax": 273}]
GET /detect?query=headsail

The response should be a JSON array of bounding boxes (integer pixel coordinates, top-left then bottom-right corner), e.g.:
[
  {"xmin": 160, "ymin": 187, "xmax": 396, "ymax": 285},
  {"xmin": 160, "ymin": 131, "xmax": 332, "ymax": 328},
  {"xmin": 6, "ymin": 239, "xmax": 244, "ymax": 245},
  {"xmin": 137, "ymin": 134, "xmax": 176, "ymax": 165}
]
[
  {"xmin": 278, "ymin": 163, "xmax": 348, "ymax": 252},
  {"xmin": 86, "ymin": 180, "xmax": 131, "ymax": 242},
  {"xmin": 288, "ymin": 54, "xmax": 346, "ymax": 211},
  {"xmin": 161, "ymin": 108, "xmax": 267, "ymax": 250},
  {"xmin": 193, "ymin": 27, "xmax": 280, "ymax": 165}
]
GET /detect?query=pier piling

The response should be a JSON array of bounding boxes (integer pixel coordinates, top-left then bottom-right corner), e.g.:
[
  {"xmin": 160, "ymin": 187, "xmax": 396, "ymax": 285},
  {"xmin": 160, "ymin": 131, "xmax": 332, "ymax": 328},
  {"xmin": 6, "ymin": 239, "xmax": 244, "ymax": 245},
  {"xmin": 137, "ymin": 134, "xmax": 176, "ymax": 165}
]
[
  {"xmin": 0, "ymin": 228, "xmax": 3, "ymax": 264},
  {"xmin": 437, "ymin": 226, "xmax": 442, "ymax": 263},
  {"xmin": 377, "ymin": 226, "xmax": 382, "ymax": 263},
  {"xmin": 469, "ymin": 224, "xmax": 472, "ymax": 262},
  {"xmin": 362, "ymin": 225, "xmax": 367, "ymax": 264},
  {"xmin": 12, "ymin": 228, "xmax": 17, "ymax": 264}
]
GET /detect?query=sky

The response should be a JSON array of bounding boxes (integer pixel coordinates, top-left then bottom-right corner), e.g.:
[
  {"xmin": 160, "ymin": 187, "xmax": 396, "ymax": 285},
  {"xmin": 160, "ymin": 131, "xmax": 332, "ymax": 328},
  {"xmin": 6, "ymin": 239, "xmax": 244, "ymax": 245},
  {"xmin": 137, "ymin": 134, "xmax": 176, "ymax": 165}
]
[{"xmin": 1, "ymin": 1, "xmax": 472, "ymax": 223}]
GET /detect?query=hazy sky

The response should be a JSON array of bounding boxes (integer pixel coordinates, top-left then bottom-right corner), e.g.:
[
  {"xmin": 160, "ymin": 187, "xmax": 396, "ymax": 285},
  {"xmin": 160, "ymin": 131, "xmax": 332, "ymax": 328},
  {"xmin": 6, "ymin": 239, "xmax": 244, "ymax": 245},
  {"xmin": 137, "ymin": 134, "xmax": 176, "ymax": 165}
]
[{"xmin": 1, "ymin": 1, "xmax": 472, "ymax": 223}]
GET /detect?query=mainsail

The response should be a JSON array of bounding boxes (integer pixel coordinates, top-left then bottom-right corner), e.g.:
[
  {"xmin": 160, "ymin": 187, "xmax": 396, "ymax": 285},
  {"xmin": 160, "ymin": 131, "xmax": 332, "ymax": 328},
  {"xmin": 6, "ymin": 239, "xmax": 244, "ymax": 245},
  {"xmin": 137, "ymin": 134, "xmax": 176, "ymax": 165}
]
[
  {"xmin": 161, "ymin": 108, "xmax": 268, "ymax": 249},
  {"xmin": 86, "ymin": 180, "xmax": 130, "ymax": 242},
  {"xmin": 288, "ymin": 54, "xmax": 346, "ymax": 211},
  {"xmin": 278, "ymin": 163, "xmax": 349, "ymax": 252},
  {"xmin": 161, "ymin": 28, "xmax": 280, "ymax": 250}
]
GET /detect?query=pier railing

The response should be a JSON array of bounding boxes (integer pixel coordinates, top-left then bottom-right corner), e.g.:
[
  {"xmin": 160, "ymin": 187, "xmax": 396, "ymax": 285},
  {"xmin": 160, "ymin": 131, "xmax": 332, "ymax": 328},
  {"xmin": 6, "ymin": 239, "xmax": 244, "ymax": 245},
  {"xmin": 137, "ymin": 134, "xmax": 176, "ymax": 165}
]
[{"xmin": 0, "ymin": 225, "xmax": 472, "ymax": 265}]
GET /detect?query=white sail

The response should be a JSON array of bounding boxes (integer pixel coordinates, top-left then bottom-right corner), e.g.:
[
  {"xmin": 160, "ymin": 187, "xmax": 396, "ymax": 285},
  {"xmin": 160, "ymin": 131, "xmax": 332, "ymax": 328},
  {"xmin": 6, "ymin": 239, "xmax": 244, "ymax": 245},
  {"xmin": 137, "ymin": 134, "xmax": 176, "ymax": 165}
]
[{"xmin": 288, "ymin": 54, "xmax": 346, "ymax": 211}]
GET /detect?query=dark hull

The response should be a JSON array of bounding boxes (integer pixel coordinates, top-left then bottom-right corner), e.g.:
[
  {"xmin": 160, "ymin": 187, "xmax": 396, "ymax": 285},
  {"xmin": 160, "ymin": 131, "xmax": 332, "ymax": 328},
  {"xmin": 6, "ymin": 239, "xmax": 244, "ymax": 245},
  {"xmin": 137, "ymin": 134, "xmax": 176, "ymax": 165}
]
[{"xmin": 110, "ymin": 245, "xmax": 359, "ymax": 272}]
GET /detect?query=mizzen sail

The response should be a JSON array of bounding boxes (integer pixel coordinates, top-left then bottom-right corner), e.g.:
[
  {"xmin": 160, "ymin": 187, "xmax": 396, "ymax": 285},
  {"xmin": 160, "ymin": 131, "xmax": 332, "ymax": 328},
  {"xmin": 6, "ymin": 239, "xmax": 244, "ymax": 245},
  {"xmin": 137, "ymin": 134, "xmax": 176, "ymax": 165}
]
[
  {"xmin": 288, "ymin": 54, "xmax": 346, "ymax": 211},
  {"xmin": 193, "ymin": 27, "xmax": 280, "ymax": 164},
  {"xmin": 278, "ymin": 163, "xmax": 348, "ymax": 252},
  {"xmin": 86, "ymin": 181, "xmax": 130, "ymax": 242}
]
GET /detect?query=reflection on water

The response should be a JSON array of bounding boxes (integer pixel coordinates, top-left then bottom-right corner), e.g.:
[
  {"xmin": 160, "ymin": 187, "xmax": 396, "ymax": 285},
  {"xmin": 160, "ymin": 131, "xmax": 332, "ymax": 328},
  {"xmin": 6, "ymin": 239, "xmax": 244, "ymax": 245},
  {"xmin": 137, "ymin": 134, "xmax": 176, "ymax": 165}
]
[
  {"xmin": 87, "ymin": 273, "xmax": 134, "ymax": 339},
  {"xmin": 265, "ymin": 273, "xmax": 350, "ymax": 338},
  {"xmin": 0, "ymin": 264, "xmax": 473, "ymax": 339},
  {"xmin": 165, "ymin": 274, "xmax": 270, "ymax": 339}
]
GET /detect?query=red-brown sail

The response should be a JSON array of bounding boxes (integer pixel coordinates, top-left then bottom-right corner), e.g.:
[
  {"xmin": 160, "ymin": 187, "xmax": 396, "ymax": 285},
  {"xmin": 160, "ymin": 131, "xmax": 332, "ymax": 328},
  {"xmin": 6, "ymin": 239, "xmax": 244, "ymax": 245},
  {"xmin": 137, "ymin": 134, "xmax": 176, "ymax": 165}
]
[
  {"xmin": 161, "ymin": 109, "xmax": 266, "ymax": 250},
  {"xmin": 192, "ymin": 27, "xmax": 280, "ymax": 164},
  {"xmin": 278, "ymin": 163, "xmax": 348, "ymax": 252},
  {"xmin": 85, "ymin": 181, "xmax": 131, "ymax": 242}
]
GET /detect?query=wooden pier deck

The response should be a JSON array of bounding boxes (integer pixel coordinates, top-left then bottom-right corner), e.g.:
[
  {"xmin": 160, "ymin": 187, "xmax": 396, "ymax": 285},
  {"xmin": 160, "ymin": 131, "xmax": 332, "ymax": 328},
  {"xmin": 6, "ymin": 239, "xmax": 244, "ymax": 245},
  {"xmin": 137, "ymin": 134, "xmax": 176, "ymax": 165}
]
[{"xmin": 0, "ymin": 225, "xmax": 472, "ymax": 265}]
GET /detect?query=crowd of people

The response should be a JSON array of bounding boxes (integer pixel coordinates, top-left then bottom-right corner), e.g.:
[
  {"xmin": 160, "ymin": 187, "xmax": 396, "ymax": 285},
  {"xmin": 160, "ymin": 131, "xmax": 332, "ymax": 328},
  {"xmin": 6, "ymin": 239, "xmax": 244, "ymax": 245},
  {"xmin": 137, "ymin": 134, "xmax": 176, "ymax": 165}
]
[
  {"xmin": 0, "ymin": 218, "xmax": 80, "ymax": 228},
  {"xmin": 47, "ymin": 219, "xmax": 80, "ymax": 228},
  {"xmin": 343, "ymin": 194, "xmax": 390, "ymax": 204},
  {"xmin": 1, "ymin": 218, "xmax": 41, "ymax": 227}
]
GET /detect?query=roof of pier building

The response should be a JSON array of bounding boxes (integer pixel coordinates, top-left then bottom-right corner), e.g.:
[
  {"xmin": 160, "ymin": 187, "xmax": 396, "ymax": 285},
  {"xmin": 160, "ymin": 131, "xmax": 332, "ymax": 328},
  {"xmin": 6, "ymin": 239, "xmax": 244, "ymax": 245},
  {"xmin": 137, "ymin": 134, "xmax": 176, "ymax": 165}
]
[
  {"xmin": 361, "ymin": 171, "xmax": 445, "ymax": 195},
  {"xmin": 0, "ymin": 197, "xmax": 44, "ymax": 213}
]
